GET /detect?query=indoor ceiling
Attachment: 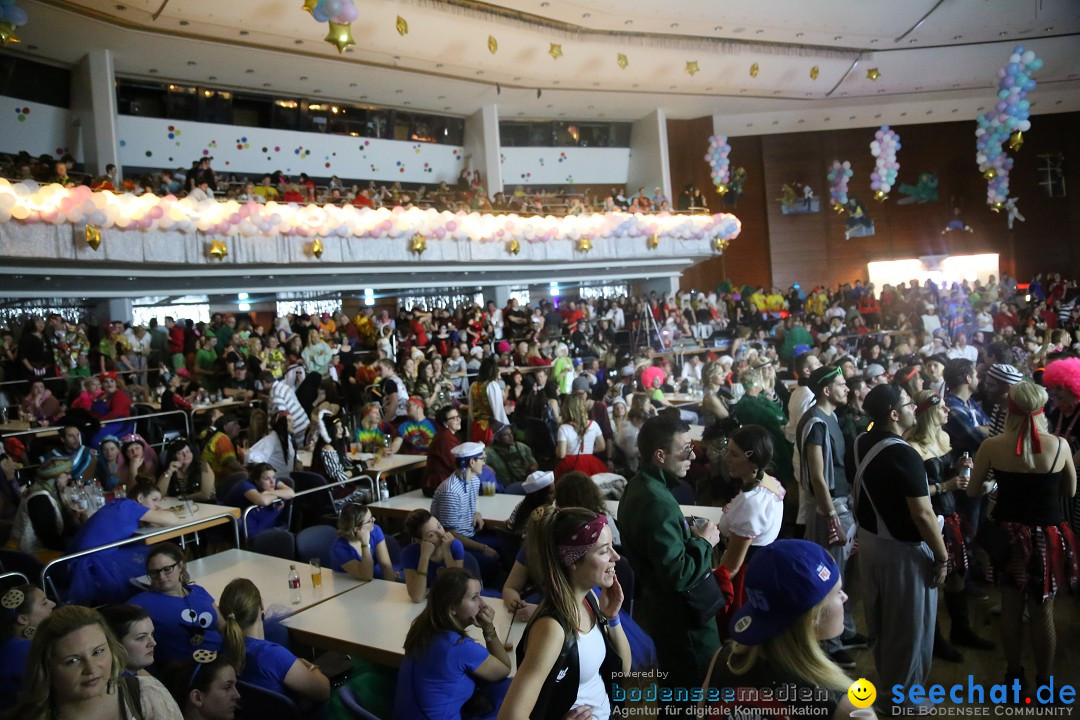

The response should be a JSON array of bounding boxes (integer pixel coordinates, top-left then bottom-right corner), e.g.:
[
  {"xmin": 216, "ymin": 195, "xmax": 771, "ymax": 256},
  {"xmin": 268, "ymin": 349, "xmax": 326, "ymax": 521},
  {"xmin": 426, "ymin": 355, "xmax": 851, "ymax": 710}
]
[{"xmin": 8, "ymin": 0, "xmax": 1080, "ymax": 130}]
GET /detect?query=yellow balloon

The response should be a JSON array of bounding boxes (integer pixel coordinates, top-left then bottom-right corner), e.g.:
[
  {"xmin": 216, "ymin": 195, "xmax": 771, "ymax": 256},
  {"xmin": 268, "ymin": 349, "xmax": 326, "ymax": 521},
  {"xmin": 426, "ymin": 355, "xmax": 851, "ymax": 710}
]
[
  {"xmin": 715, "ymin": 184, "xmax": 728, "ymax": 195},
  {"xmin": 85, "ymin": 224, "xmax": 102, "ymax": 251},
  {"xmin": 749, "ymin": 63, "xmax": 759, "ymax": 78},
  {"xmin": 325, "ymin": 22, "xmax": 355, "ymax": 53},
  {"xmin": 990, "ymin": 201, "xmax": 1004, "ymax": 212}
]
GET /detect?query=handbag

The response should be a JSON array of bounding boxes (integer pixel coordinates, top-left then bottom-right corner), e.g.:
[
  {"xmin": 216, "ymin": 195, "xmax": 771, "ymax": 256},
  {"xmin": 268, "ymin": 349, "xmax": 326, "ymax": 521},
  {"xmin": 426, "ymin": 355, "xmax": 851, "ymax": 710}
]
[{"xmin": 682, "ymin": 569, "xmax": 727, "ymax": 625}]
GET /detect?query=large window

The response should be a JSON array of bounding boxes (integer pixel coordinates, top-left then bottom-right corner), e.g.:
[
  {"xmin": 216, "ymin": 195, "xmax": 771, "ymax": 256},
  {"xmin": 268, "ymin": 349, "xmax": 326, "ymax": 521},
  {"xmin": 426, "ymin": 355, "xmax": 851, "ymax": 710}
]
[
  {"xmin": 499, "ymin": 121, "xmax": 631, "ymax": 148},
  {"xmin": 0, "ymin": 56, "xmax": 71, "ymax": 108}
]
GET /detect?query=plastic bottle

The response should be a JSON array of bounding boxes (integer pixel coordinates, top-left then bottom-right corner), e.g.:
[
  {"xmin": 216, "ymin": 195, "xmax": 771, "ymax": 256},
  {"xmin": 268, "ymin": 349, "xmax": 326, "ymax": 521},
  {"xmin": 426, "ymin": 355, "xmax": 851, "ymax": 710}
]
[
  {"xmin": 288, "ymin": 565, "xmax": 302, "ymax": 604},
  {"xmin": 960, "ymin": 451, "xmax": 971, "ymax": 479},
  {"xmin": 379, "ymin": 479, "xmax": 390, "ymax": 502}
]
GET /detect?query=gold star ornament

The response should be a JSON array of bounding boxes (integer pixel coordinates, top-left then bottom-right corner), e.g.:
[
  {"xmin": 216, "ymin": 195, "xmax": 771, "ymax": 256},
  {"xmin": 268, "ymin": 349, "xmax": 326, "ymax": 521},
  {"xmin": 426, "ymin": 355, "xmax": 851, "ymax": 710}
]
[
  {"xmin": 617, "ymin": 53, "xmax": 628, "ymax": 69},
  {"xmin": 311, "ymin": 238, "xmax": 324, "ymax": 259},
  {"xmin": 749, "ymin": 63, "xmax": 759, "ymax": 78},
  {"xmin": 873, "ymin": 189, "xmax": 888, "ymax": 202},
  {"xmin": 0, "ymin": 21, "xmax": 19, "ymax": 46},
  {"xmin": 84, "ymin": 224, "xmax": 102, "ymax": 251},
  {"xmin": 209, "ymin": 239, "xmax": 228, "ymax": 261},
  {"xmin": 983, "ymin": 168, "xmax": 997, "ymax": 180},
  {"xmin": 810, "ymin": 65, "xmax": 819, "ymax": 80},
  {"xmin": 577, "ymin": 237, "xmax": 592, "ymax": 252},
  {"xmin": 396, "ymin": 15, "xmax": 409, "ymax": 36},
  {"xmin": 685, "ymin": 61, "xmax": 699, "ymax": 76},
  {"xmin": 411, "ymin": 233, "xmax": 427, "ymax": 255},
  {"xmin": 507, "ymin": 238, "xmax": 520, "ymax": 255},
  {"xmin": 866, "ymin": 68, "xmax": 880, "ymax": 81},
  {"xmin": 647, "ymin": 233, "xmax": 659, "ymax": 249},
  {"xmin": 1009, "ymin": 131, "xmax": 1023, "ymax": 151},
  {"xmin": 488, "ymin": 35, "xmax": 498, "ymax": 54},
  {"xmin": 549, "ymin": 43, "xmax": 563, "ymax": 60},
  {"xmin": 713, "ymin": 237, "xmax": 729, "ymax": 253},
  {"xmin": 325, "ymin": 22, "xmax": 356, "ymax": 53}
]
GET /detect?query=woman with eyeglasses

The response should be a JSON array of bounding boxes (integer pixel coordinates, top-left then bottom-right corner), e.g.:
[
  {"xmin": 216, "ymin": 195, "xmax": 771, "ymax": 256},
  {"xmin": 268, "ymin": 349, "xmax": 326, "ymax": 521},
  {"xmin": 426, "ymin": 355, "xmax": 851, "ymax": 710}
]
[
  {"xmin": 401, "ymin": 509, "xmax": 466, "ymax": 603},
  {"xmin": 904, "ymin": 390, "xmax": 993, "ymax": 663},
  {"xmin": 163, "ymin": 651, "xmax": 241, "ymax": 720},
  {"xmin": 160, "ymin": 437, "xmax": 215, "ymax": 502},
  {"xmin": 218, "ymin": 578, "xmax": 330, "ymax": 704},
  {"xmin": 331, "ymin": 503, "xmax": 396, "ymax": 582},
  {"xmin": 100, "ymin": 604, "xmax": 158, "ymax": 676},
  {"xmin": 0, "ymin": 583, "xmax": 55, "ymax": 706},
  {"xmin": 2, "ymin": 605, "xmax": 183, "ymax": 720},
  {"xmin": 131, "ymin": 542, "xmax": 223, "ymax": 668},
  {"xmin": 66, "ymin": 480, "xmax": 181, "ymax": 606}
]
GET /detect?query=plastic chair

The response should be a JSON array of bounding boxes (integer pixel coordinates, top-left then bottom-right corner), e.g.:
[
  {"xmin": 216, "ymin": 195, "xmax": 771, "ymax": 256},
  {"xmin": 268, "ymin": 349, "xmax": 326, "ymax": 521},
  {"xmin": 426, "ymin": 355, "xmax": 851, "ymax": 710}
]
[
  {"xmin": 337, "ymin": 685, "xmax": 382, "ymax": 720},
  {"xmin": 235, "ymin": 680, "xmax": 302, "ymax": 720},
  {"xmin": 295, "ymin": 524, "xmax": 337, "ymax": 567},
  {"xmin": 248, "ymin": 528, "xmax": 296, "ymax": 560}
]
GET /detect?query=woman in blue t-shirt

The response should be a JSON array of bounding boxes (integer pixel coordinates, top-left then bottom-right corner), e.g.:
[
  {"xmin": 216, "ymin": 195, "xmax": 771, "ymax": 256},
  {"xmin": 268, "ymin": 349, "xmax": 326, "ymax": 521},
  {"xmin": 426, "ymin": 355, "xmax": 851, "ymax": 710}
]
[
  {"xmin": 131, "ymin": 542, "xmax": 223, "ymax": 668},
  {"xmin": 0, "ymin": 583, "xmax": 55, "ymax": 706},
  {"xmin": 401, "ymin": 509, "xmax": 465, "ymax": 602},
  {"xmin": 223, "ymin": 463, "xmax": 295, "ymax": 538},
  {"xmin": 330, "ymin": 503, "xmax": 396, "ymax": 581},
  {"xmin": 219, "ymin": 578, "xmax": 330, "ymax": 705},
  {"xmin": 67, "ymin": 480, "xmax": 181, "ymax": 605},
  {"xmin": 394, "ymin": 567, "xmax": 511, "ymax": 720}
]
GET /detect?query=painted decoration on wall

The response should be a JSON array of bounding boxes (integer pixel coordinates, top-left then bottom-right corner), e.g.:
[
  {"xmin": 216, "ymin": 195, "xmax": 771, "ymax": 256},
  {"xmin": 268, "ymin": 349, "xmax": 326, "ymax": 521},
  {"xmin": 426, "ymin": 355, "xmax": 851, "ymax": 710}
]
[
  {"xmin": 778, "ymin": 182, "xmax": 819, "ymax": 215},
  {"xmin": 896, "ymin": 172, "xmax": 940, "ymax": 204},
  {"xmin": 843, "ymin": 196, "xmax": 874, "ymax": 239}
]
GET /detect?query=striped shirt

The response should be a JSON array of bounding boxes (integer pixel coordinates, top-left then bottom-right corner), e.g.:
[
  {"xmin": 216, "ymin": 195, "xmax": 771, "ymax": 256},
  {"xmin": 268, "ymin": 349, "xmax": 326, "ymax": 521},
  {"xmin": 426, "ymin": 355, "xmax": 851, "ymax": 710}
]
[
  {"xmin": 431, "ymin": 472, "xmax": 479, "ymax": 538},
  {"xmin": 270, "ymin": 380, "xmax": 310, "ymax": 434}
]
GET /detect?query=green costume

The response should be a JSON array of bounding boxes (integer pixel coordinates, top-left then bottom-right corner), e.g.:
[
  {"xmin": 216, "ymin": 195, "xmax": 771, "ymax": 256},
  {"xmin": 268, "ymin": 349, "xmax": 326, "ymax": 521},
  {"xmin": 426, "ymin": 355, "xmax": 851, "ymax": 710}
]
[
  {"xmin": 617, "ymin": 464, "xmax": 718, "ymax": 688},
  {"xmin": 485, "ymin": 442, "xmax": 537, "ymax": 487},
  {"xmin": 732, "ymin": 393, "xmax": 794, "ymax": 481}
]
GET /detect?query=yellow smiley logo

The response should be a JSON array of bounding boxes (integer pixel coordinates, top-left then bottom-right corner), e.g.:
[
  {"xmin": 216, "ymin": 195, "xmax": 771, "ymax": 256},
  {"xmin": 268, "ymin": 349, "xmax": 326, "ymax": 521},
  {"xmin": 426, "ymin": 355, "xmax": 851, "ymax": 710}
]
[{"xmin": 848, "ymin": 678, "xmax": 876, "ymax": 709}]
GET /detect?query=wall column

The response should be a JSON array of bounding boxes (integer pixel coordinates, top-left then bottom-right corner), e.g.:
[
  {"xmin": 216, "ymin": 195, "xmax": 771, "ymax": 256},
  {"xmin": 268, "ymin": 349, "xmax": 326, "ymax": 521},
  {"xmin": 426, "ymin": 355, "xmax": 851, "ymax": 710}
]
[
  {"xmin": 463, "ymin": 104, "xmax": 502, "ymax": 196},
  {"xmin": 71, "ymin": 49, "xmax": 121, "ymax": 179},
  {"xmin": 627, "ymin": 109, "xmax": 671, "ymax": 206}
]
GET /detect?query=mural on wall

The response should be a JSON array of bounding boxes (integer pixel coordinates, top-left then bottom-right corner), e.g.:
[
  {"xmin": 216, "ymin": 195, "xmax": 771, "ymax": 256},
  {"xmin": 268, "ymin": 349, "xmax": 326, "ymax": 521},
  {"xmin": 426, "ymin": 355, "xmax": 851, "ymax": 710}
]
[
  {"xmin": 499, "ymin": 147, "xmax": 631, "ymax": 186},
  {"xmin": 778, "ymin": 182, "xmax": 819, "ymax": 215},
  {"xmin": 116, "ymin": 116, "xmax": 464, "ymax": 184},
  {"xmin": 897, "ymin": 172, "xmax": 940, "ymax": 204},
  {"xmin": 843, "ymin": 196, "xmax": 874, "ymax": 239}
]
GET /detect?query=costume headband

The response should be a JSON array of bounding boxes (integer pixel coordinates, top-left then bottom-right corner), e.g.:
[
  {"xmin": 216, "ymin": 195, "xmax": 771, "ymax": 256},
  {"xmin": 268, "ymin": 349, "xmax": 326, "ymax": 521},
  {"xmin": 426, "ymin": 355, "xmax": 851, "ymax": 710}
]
[
  {"xmin": 1007, "ymin": 398, "xmax": 1043, "ymax": 456},
  {"xmin": 557, "ymin": 513, "xmax": 608, "ymax": 566}
]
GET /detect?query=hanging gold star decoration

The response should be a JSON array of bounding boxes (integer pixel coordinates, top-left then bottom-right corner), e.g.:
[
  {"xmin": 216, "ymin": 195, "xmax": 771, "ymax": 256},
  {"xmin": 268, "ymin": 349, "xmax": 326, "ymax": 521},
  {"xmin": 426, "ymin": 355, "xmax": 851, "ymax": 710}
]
[
  {"xmin": 715, "ymin": 183, "xmax": 729, "ymax": 195},
  {"xmin": 873, "ymin": 189, "xmax": 888, "ymax": 202},
  {"xmin": 749, "ymin": 63, "xmax": 759, "ymax": 78},
  {"xmin": 685, "ymin": 61, "xmax": 699, "ymax": 76},
  {"xmin": 0, "ymin": 22, "xmax": 19, "ymax": 46},
  {"xmin": 617, "ymin": 53, "xmax": 628, "ymax": 69},
  {"xmin": 411, "ymin": 232, "xmax": 427, "ymax": 255},
  {"xmin": 832, "ymin": 202, "xmax": 846, "ymax": 215},
  {"xmin": 1008, "ymin": 131, "xmax": 1024, "ymax": 151},
  {"xmin": 810, "ymin": 65, "xmax": 819, "ymax": 80},
  {"xmin": 990, "ymin": 201, "xmax": 1004, "ymax": 212},
  {"xmin": 84, "ymin": 224, "xmax": 102, "ymax": 251},
  {"xmin": 647, "ymin": 233, "xmax": 660, "ymax": 249},
  {"xmin": 311, "ymin": 238, "xmax": 324, "ymax": 259},
  {"xmin": 713, "ymin": 237, "xmax": 729, "ymax": 253},
  {"xmin": 325, "ymin": 22, "xmax": 356, "ymax": 53},
  {"xmin": 549, "ymin": 43, "xmax": 563, "ymax": 60},
  {"xmin": 577, "ymin": 237, "xmax": 592, "ymax": 253},
  {"xmin": 507, "ymin": 238, "xmax": 521, "ymax": 255},
  {"xmin": 866, "ymin": 68, "xmax": 880, "ymax": 81},
  {"xmin": 983, "ymin": 168, "xmax": 997, "ymax": 180},
  {"xmin": 488, "ymin": 35, "xmax": 498, "ymax": 54},
  {"xmin": 209, "ymin": 239, "xmax": 228, "ymax": 261},
  {"xmin": 396, "ymin": 15, "xmax": 409, "ymax": 36},
  {"xmin": 301, "ymin": 0, "xmax": 318, "ymax": 13}
]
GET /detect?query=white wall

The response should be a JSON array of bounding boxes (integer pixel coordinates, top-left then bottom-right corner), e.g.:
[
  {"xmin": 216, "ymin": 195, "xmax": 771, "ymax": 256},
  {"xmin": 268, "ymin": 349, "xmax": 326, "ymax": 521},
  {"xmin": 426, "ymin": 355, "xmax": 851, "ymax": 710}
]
[
  {"xmin": 0, "ymin": 96, "xmax": 77, "ymax": 160},
  {"xmin": 500, "ymin": 147, "xmax": 630, "ymax": 187},
  {"xmin": 116, "ymin": 115, "xmax": 465, "ymax": 184},
  {"xmin": 627, "ymin": 110, "xmax": 670, "ymax": 203}
]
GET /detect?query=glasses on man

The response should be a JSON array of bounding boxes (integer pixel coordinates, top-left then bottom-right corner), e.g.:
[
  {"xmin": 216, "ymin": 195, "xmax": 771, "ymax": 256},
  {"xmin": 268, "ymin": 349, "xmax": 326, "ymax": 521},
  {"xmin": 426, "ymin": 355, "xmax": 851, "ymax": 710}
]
[
  {"xmin": 147, "ymin": 562, "xmax": 179, "ymax": 578},
  {"xmin": 676, "ymin": 444, "xmax": 696, "ymax": 460}
]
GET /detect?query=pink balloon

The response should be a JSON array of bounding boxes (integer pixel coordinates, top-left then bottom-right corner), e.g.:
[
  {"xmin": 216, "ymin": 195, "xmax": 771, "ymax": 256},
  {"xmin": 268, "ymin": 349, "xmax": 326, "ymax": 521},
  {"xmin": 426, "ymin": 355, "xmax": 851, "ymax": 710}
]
[
  {"xmin": 446, "ymin": 221, "xmax": 458, "ymax": 232},
  {"xmin": 434, "ymin": 228, "xmax": 446, "ymax": 239}
]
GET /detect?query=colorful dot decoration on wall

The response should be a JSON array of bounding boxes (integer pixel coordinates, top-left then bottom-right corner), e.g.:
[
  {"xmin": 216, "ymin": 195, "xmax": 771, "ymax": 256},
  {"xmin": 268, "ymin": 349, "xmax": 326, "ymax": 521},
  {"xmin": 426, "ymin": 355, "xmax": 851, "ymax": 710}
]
[
  {"xmin": 167, "ymin": 125, "xmax": 180, "ymax": 140},
  {"xmin": 15, "ymin": 106, "xmax": 29, "ymax": 122},
  {"xmin": 423, "ymin": 162, "xmax": 432, "ymax": 173},
  {"xmin": 558, "ymin": 152, "xmax": 567, "ymax": 163},
  {"xmin": 294, "ymin": 146, "xmax": 311, "ymax": 157},
  {"xmin": 119, "ymin": 140, "xmax": 127, "ymax": 147},
  {"xmin": 412, "ymin": 143, "xmax": 423, "ymax": 154},
  {"xmin": 520, "ymin": 172, "xmax": 532, "ymax": 180}
]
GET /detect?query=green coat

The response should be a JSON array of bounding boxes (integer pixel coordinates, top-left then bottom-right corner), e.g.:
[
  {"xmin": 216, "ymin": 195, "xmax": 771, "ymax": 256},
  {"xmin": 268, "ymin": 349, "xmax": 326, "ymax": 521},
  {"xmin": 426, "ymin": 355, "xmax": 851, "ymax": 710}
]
[{"xmin": 617, "ymin": 464, "xmax": 719, "ymax": 686}]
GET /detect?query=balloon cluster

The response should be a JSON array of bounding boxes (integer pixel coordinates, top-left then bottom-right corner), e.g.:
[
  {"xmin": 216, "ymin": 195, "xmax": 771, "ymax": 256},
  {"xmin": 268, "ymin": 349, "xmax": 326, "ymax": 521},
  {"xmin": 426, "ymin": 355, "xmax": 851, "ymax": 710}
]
[
  {"xmin": 307, "ymin": 0, "xmax": 358, "ymax": 53},
  {"xmin": 705, "ymin": 135, "xmax": 731, "ymax": 194},
  {"xmin": 975, "ymin": 45, "xmax": 1041, "ymax": 210},
  {"xmin": 826, "ymin": 160, "xmax": 853, "ymax": 213},
  {"xmin": 0, "ymin": 179, "xmax": 743, "ymax": 247},
  {"xmin": 869, "ymin": 126, "xmax": 900, "ymax": 201},
  {"xmin": 0, "ymin": 0, "xmax": 28, "ymax": 46}
]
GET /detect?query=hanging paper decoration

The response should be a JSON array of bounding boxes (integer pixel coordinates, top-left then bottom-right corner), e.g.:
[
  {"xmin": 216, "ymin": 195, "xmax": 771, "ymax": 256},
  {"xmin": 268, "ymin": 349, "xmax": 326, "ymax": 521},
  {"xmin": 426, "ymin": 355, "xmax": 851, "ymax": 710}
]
[
  {"xmin": 869, "ymin": 125, "xmax": 900, "ymax": 201},
  {"xmin": 487, "ymin": 35, "xmax": 498, "ymax": 54},
  {"xmin": 0, "ymin": 0, "xmax": 28, "ymax": 46},
  {"xmin": 84, "ymin": 224, "xmax": 102, "ymax": 250},
  {"xmin": 826, "ymin": 160, "xmax": 853, "ymax": 213},
  {"xmin": 396, "ymin": 15, "xmax": 408, "ymax": 35},
  {"xmin": 975, "ymin": 45, "xmax": 1041, "ymax": 211},
  {"xmin": 705, "ymin": 135, "xmax": 731, "ymax": 194},
  {"xmin": 616, "ymin": 53, "xmax": 628, "ymax": 70},
  {"xmin": 685, "ymin": 61, "xmax": 699, "ymax": 76},
  {"xmin": 548, "ymin": 43, "xmax": 563, "ymax": 60}
]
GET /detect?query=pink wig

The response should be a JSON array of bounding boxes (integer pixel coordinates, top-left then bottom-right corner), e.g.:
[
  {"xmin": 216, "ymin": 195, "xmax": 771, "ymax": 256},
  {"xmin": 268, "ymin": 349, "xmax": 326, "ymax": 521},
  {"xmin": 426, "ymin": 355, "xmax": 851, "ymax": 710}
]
[{"xmin": 1043, "ymin": 357, "xmax": 1080, "ymax": 401}]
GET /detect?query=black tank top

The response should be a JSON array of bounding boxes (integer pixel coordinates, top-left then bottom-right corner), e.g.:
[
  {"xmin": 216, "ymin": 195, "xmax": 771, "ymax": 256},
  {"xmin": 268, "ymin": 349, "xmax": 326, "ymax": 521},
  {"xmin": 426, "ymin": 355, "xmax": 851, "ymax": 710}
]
[{"xmin": 992, "ymin": 441, "xmax": 1066, "ymax": 526}]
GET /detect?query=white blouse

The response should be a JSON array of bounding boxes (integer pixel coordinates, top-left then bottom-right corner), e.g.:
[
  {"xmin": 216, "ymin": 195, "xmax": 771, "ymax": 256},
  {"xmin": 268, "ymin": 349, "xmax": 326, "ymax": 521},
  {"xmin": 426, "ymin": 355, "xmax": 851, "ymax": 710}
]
[
  {"xmin": 719, "ymin": 479, "xmax": 785, "ymax": 546},
  {"xmin": 558, "ymin": 421, "xmax": 602, "ymax": 455}
]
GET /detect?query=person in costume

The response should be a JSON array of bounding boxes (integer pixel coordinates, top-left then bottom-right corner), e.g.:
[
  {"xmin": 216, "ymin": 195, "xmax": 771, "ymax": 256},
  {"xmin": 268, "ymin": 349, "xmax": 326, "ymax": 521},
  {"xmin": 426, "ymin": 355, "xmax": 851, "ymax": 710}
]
[{"xmin": 0, "ymin": 584, "xmax": 55, "ymax": 705}]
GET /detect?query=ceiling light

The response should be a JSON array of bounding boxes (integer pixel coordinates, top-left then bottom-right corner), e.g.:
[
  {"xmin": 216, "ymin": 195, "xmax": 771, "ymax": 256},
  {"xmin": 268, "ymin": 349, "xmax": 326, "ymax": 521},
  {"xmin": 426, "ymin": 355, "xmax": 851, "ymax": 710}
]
[
  {"xmin": 187, "ymin": 61, "xmax": 197, "ymax": 66},
  {"xmin": 349, "ymin": 82, "xmax": 357, "ymax": 87},
  {"xmin": 295, "ymin": 39, "xmax": 303, "ymax": 44},
  {"xmin": 300, "ymin": 76, "xmax": 308, "ymax": 80},
  {"xmin": 395, "ymin": 89, "xmax": 403, "ymax": 93},
  {"xmin": 582, "ymin": 12, "xmax": 590, "ymax": 18},
  {"xmin": 625, "ymin": 20, "xmax": 633, "ymax": 25},
  {"xmin": 239, "ymin": 30, "xmax": 249, "ymax": 36},
  {"xmin": 115, "ymin": 4, "xmax": 126, "ymax": 10},
  {"xmin": 953, "ymin": 35, "xmax": 962, "ymax": 40},
  {"xmin": 246, "ymin": 69, "xmax": 255, "ymax": 74},
  {"xmin": 998, "ymin": 31, "xmax": 1007, "ymax": 37},
  {"xmin": 909, "ymin": 38, "xmax": 918, "ymax": 43},
  {"xmin": 714, "ymin": 26, "xmax": 723, "ymax": 31},
  {"xmin": 672, "ymin": 23, "xmax": 681, "ymax": 28},
  {"xmin": 149, "ymin": 69, "xmax": 158, "ymax": 74},
  {"xmin": 833, "ymin": 35, "xmax": 843, "ymax": 40},
  {"xmin": 870, "ymin": 38, "xmax": 879, "ymax": 44},
  {"xmin": 756, "ymin": 29, "xmax": 764, "ymax": 34},
  {"xmin": 795, "ymin": 32, "xmax": 804, "ymax": 37},
  {"xmin": 540, "ymin": 1, "xmax": 548, "ymax": 5},
  {"xmin": 1044, "ymin": 26, "xmax": 1053, "ymax": 31},
  {"xmin": 179, "ymin": 20, "xmax": 189, "ymax": 26},
  {"xmin": 209, "ymin": 75, "xmax": 217, "ymax": 80}
]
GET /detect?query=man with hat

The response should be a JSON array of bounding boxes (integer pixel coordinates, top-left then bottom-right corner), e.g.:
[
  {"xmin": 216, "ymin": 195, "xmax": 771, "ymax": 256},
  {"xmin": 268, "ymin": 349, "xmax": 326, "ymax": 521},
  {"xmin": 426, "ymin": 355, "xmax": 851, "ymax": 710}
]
[
  {"xmin": 923, "ymin": 353, "xmax": 948, "ymax": 397},
  {"xmin": 485, "ymin": 421, "xmax": 538, "ymax": 489},
  {"xmin": 46, "ymin": 422, "xmax": 97, "ymax": 484},
  {"xmin": 853, "ymin": 384, "xmax": 949, "ymax": 712},
  {"xmin": 863, "ymin": 363, "xmax": 888, "ymax": 388},
  {"xmin": 395, "ymin": 397, "xmax": 436, "ymax": 454},
  {"xmin": 795, "ymin": 364, "xmax": 865, "ymax": 667},
  {"xmin": 9, "ymin": 456, "xmax": 79, "ymax": 555},
  {"xmin": 431, "ymin": 441, "xmax": 503, "ymax": 584},
  {"xmin": 222, "ymin": 360, "xmax": 258, "ymax": 402},
  {"xmin": 984, "ymin": 363, "xmax": 1023, "ymax": 437}
]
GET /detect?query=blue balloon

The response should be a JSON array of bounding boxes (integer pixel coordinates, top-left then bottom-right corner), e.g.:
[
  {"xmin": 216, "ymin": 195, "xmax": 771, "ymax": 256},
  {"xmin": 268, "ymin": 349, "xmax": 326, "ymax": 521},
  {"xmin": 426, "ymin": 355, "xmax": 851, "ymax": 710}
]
[
  {"xmin": 312, "ymin": 4, "xmax": 330, "ymax": 21},
  {"xmin": 1028, "ymin": 58, "xmax": 1043, "ymax": 72},
  {"xmin": 5, "ymin": 5, "xmax": 26, "ymax": 24}
]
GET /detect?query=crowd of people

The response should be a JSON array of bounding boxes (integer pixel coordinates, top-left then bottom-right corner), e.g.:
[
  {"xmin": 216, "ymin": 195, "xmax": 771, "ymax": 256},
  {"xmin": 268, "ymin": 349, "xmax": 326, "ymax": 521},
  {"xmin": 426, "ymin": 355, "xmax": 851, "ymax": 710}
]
[{"xmin": 0, "ymin": 268, "xmax": 1078, "ymax": 718}]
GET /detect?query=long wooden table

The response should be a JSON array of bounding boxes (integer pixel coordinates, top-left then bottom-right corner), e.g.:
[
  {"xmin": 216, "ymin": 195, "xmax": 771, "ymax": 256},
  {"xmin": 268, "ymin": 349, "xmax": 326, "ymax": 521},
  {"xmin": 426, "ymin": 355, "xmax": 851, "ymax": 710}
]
[
  {"xmin": 369, "ymin": 489, "xmax": 724, "ymax": 528},
  {"xmin": 133, "ymin": 498, "xmax": 241, "ymax": 544},
  {"xmin": 182, "ymin": 548, "xmax": 367, "ymax": 617},
  {"xmin": 296, "ymin": 450, "xmax": 427, "ymax": 484},
  {"xmin": 283, "ymin": 578, "xmax": 527, "ymax": 668}
]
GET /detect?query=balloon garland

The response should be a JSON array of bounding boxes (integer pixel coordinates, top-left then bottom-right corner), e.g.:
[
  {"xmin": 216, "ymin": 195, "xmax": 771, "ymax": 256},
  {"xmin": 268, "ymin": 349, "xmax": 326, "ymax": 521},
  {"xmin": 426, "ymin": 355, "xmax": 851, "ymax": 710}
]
[
  {"xmin": 0, "ymin": 180, "xmax": 742, "ymax": 248},
  {"xmin": 869, "ymin": 126, "xmax": 900, "ymax": 201},
  {"xmin": 975, "ymin": 45, "xmax": 1041, "ymax": 212},
  {"xmin": 705, "ymin": 135, "xmax": 731, "ymax": 195},
  {"xmin": 826, "ymin": 160, "xmax": 853, "ymax": 214}
]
